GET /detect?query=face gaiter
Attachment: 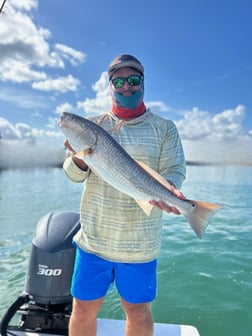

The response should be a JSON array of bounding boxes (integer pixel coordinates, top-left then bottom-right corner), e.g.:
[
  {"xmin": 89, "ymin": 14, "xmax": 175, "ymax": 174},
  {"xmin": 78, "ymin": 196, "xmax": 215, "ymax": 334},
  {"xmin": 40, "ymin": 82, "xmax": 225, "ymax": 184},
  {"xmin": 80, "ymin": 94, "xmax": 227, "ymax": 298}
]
[{"xmin": 111, "ymin": 84, "xmax": 146, "ymax": 120}]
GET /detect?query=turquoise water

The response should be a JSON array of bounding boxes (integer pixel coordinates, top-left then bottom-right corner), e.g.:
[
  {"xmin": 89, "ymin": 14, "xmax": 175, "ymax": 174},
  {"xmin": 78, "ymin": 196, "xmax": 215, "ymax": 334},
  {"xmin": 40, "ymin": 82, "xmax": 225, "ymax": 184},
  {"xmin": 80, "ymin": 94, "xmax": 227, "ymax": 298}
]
[{"xmin": 0, "ymin": 166, "xmax": 251, "ymax": 336}]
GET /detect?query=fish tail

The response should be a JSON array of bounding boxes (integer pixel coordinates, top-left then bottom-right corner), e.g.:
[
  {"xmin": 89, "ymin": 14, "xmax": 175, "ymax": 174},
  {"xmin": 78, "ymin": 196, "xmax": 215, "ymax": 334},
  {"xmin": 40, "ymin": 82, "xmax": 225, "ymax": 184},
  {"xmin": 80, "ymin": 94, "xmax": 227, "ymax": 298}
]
[{"xmin": 184, "ymin": 200, "xmax": 222, "ymax": 238}]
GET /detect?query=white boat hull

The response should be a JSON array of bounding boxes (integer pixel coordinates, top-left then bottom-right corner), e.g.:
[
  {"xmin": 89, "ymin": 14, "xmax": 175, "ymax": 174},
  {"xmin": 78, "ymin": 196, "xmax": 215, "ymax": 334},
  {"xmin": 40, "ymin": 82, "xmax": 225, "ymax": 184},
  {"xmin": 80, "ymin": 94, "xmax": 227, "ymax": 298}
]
[{"xmin": 7, "ymin": 318, "xmax": 200, "ymax": 336}]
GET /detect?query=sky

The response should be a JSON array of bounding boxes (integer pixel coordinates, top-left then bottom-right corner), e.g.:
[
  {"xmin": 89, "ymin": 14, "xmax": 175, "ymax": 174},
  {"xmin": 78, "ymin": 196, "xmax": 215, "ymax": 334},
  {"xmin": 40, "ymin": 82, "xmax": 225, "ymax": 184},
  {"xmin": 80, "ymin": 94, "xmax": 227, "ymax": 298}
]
[{"xmin": 0, "ymin": 0, "xmax": 252, "ymax": 165}]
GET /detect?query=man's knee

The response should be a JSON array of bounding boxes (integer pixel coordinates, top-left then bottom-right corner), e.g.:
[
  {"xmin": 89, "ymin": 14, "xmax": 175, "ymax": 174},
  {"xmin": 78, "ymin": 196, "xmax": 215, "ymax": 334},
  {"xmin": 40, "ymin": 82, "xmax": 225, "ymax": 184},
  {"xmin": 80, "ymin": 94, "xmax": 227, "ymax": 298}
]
[
  {"xmin": 121, "ymin": 299, "xmax": 153, "ymax": 325},
  {"xmin": 72, "ymin": 297, "xmax": 104, "ymax": 319}
]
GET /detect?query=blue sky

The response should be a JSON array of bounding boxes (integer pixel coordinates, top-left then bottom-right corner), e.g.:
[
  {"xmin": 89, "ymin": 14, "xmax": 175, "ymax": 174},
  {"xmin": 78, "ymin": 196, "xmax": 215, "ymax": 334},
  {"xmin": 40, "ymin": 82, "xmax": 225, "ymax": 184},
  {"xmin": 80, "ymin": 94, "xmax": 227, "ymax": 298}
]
[{"xmin": 0, "ymin": 0, "xmax": 252, "ymax": 164}]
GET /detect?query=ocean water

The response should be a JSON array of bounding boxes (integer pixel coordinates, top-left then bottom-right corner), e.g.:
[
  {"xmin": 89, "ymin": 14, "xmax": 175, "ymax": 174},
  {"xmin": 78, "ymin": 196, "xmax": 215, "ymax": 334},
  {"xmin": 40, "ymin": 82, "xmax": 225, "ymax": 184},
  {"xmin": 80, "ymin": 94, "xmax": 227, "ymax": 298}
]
[{"xmin": 0, "ymin": 165, "xmax": 251, "ymax": 336}]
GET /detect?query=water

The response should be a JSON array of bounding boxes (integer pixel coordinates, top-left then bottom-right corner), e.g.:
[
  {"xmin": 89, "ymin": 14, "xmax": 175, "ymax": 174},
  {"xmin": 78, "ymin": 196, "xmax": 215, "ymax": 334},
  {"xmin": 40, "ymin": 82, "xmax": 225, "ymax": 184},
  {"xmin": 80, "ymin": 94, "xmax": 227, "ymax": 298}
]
[{"xmin": 0, "ymin": 165, "xmax": 251, "ymax": 336}]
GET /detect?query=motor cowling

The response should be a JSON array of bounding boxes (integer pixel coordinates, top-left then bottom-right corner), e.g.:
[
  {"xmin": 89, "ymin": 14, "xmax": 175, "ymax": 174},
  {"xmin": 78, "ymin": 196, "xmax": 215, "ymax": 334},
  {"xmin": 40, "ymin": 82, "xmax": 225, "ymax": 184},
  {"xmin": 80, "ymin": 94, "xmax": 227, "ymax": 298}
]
[{"xmin": 25, "ymin": 211, "xmax": 80, "ymax": 305}]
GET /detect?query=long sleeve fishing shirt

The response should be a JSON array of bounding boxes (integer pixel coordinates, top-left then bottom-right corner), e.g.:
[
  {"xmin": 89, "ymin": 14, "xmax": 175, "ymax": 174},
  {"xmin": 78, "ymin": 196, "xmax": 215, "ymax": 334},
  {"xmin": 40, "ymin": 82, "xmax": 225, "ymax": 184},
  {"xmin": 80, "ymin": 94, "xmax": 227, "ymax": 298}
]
[{"xmin": 63, "ymin": 109, "xmax": 186, "ymax": 263}]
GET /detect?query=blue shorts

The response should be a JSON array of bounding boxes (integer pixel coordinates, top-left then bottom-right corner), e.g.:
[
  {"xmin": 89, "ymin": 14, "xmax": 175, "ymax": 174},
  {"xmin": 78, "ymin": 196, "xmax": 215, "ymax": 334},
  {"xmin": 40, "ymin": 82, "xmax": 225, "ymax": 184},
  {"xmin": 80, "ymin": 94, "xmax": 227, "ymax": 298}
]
[{"xmin": 71, "ymin": 246, "xmax": 157, "ymax": 304}]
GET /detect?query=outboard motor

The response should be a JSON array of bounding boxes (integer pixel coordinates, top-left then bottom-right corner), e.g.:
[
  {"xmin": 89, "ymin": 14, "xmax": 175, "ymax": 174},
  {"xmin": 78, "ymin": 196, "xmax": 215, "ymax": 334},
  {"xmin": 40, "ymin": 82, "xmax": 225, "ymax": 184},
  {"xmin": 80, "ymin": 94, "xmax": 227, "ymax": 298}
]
[
  {"xmin": 26, "ymin": 211, "xmax": 80, "ymax": 305},
  {"xmin": 0, "ymin": 211, "xmax": 80, "ymax": 335}
]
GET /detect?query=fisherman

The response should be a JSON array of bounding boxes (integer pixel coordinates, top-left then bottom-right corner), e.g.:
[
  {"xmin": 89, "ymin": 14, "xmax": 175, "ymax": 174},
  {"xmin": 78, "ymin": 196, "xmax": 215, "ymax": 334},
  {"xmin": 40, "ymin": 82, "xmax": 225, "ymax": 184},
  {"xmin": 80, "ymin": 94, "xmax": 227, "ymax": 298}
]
[{"xmin": 63, "ymin": 54, "xmax": 186, "ymax": 336}]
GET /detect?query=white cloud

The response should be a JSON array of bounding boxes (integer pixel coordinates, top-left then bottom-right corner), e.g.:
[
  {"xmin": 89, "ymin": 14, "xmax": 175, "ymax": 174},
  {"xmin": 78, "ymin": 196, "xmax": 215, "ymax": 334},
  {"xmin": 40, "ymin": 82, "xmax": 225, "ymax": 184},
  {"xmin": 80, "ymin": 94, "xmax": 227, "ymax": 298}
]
[
  {"xmin": 55, "ymin": 102, "xmax": 74, "ymax": 114},
  {"xmin": 212, "ymin": 105, "xmax": 244, "ymax": 124},
  {"xmin": 145, "ymin": 101, "xmax": 170, "ymax": 112},
  {"xmin": 176, "ymin": 107, "xmax": 212, "ymax": 139},
  {"xmin": 0, "ymin": 117, "xmax": 62, "ymax": 141},
  {"xmin": 32, "ymin": 75, "xmax": 80, "ymax": 93},
  {"xmin": 0, "ymin": 7, "xmax": 60, "ymax": 69},
  {"xmin": 77, "ymin": 72, "xmax": 111, "ymax": 115},
  {"xmin": 0, "ymin": 117, "xmax": 20, "ymax": 139},
  {"xmin": 55, "ymin": 44, "xmax": 87, "ymax": 66},
  {"xmin": 15, "ymin": 122, "xmax": 33, "ymax": 138},
  {"xmin": 8, "ymin": 0, "xmax": 38, "ymax": 11},
  {"xmin": 0, "ymin": 117, "xmax": 44, "ymax": 142},
  {"xmin": 1, "ymin": 60, "xmax": 47, "ymax": 83},
  {"xmin": 174, "ymin": 105, "xmax": 252, "ymax": 164},
  {"xmin": 176, "ymin": 105, "xmax": 247, "ymax": 140},
  {"xmin": 0, "ymin": 0, "xmax": 85, "ymax": 92},
  {"xmin": 211, "ymin": 105, "xmax": 244, "ymax": 138},
  {"xmin": 26, "ymin": 127, "xmax": 63, "ymax": 139},
  {"xmin": 46, "ymin": 117, "xmax": 60, "ymax": 130}
]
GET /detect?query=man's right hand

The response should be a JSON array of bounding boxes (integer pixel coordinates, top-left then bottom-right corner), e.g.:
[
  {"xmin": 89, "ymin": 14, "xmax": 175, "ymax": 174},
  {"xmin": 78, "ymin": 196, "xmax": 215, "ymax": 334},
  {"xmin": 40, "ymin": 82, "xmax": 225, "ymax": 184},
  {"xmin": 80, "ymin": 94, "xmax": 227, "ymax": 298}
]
[{"xmin": 64, "ymin": 139, "xmax": 89, "ymax": 171}]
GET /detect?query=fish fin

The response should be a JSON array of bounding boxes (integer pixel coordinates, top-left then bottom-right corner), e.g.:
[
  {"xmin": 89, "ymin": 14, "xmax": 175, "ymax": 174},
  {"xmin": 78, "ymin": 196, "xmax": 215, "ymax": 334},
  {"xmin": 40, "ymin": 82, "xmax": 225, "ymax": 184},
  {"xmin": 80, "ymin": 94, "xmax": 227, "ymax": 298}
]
[
  {"xmin": 135, "ymin": 200, "xmax": 153, "ymax": 216},
  {"xmin": 135, "ymin": 160, "xmax": 174, "ymax": 191},
  {"xmin": 184, "ymin": 200, "xmax": 223, "ymax": 238},
  {"xmin": 75, "ymin": 148, "xmax": 92, "ymax": 159}
]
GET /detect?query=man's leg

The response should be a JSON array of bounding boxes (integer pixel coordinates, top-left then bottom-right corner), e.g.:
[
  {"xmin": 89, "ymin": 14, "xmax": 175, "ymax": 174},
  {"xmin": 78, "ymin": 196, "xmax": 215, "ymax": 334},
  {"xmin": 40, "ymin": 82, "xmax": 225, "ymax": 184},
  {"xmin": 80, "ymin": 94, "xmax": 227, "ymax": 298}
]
[
  {"xmin": 69, "ymin": 297, "xmax": 104, "ymax": 336},
  {"xmin": 69, "ymin": 247, "xmax": 114, "ymax": 335},
  {"xmin": 115, "ymin": 260, "xmax": 157, "ymax": 335},
  {"xmin": 121, "ymin": 299, "xmax": 153, "ymax": 336}
]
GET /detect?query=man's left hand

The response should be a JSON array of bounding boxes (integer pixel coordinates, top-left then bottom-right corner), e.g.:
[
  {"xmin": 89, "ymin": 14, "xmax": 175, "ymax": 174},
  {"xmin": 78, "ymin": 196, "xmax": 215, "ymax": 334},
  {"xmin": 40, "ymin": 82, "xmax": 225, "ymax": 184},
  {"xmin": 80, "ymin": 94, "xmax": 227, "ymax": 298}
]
[{"xmin": 149, "ymin": 185, "xmax": 185, "ymax": 215}]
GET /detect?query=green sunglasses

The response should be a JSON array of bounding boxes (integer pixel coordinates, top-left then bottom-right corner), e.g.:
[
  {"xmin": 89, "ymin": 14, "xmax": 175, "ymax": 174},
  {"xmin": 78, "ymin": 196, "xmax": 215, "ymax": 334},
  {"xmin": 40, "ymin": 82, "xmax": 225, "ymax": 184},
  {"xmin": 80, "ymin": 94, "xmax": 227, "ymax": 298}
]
[{"xmin": 111, "ymin": 75, "xmax": 143, "ymax": 88}]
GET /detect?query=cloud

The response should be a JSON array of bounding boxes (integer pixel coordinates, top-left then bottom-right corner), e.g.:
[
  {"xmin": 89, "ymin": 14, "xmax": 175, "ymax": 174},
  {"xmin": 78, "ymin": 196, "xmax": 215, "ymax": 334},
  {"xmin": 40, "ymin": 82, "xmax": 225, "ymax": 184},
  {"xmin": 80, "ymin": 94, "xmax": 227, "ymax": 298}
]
[
  {"xmin": 0, "ymin": 6, "xmax": 61, "ymax": 69},
  {"xmin": 77, "ymin": 72, "xmax": 111, "ymax": 115},
  {"xmin": 175, "ymin": 105, "xmax": 248, "ymax": 140},
  {"xmin": 0, "ymin": 117, "xmax": 43, "ymax": 142},
  {"xmin": 174, "ymin": 105, "xmax": 252, "ymax": 164},
  {"xmin": 55, "ymin": 44, "xmax": 87, "ymax": 66},
  {"xmin": 0, "ymin": 0, "xmax": 85, "ymax": 92},
  {"xmin": 211, "ymin": 106, "xmax": 244, "ymax": 138},
  {"xmin": 0, "ymin": 60, "xmax": 47, "ymax": 83},
  {"xmin": 0, "ymin": 117, "xmax": 62, "ymax": 141},
  {"xmin": 8, "ymin": 0, "xmax": 38, "ymax": 11},
  {"xmin": 55, "ymin": 102, "xmax": 74, "ymax": 114},
  {"xmin": 0, "ymin": 117, "xmax": 20, "ymax": 140},
  {"xmin": 32, "ymin": 75, "xmax": 80, "ymax": 93},
  {"xmin": 146, "ymin": 101, "xmax": 170, "ymax": 112}
]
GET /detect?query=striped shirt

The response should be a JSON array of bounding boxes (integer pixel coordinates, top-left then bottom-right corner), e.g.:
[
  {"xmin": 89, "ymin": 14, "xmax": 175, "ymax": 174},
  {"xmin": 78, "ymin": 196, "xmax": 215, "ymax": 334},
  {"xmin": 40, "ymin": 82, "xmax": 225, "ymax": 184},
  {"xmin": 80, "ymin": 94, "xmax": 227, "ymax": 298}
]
[{"xmin": 63, "ymin": 109, "xmax": 186, "ymax": 262}]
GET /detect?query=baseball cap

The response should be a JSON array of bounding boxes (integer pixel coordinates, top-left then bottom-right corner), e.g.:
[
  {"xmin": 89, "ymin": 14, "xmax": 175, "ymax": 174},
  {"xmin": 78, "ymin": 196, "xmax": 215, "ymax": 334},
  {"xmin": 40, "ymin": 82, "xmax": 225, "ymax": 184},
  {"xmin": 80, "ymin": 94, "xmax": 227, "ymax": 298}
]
[{"xmin": 108, "ymin": 54, "xmax": 144, "ymax": 79}]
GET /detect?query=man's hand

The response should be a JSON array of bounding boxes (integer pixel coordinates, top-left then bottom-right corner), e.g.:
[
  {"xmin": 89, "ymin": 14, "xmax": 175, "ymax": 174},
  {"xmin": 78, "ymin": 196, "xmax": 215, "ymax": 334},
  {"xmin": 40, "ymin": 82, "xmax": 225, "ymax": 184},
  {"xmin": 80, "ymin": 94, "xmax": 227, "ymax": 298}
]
[
  {"xmin": 149, "ymin": 185, "xmax": 185, "ymax": 215},
  {"xmin": 64, "ymin": 139, "xmax": 89, "ymax": 171}
]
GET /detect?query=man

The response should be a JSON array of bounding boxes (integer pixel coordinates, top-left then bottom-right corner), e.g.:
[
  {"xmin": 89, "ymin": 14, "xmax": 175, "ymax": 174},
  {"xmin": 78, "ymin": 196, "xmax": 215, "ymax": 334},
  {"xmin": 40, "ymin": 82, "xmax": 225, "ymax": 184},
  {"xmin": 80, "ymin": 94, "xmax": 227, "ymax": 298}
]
[{"xmin": 63, "ymin": 54, "xmax": 186, "ymax": 336}]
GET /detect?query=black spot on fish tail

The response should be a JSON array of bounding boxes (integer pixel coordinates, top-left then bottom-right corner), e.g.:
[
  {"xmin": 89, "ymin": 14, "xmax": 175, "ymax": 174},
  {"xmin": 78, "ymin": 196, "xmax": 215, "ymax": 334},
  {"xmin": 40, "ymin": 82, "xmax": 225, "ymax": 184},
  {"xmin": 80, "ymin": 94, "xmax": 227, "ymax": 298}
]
[{"xmin": 184, "ymin": 200, "xmax": 223, "ymax": 238}]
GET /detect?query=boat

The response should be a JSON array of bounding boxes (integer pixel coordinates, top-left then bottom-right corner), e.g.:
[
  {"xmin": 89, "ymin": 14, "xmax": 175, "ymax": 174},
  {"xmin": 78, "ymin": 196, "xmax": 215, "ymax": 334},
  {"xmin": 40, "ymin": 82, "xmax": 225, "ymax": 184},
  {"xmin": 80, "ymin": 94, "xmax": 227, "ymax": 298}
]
[{"xmin": 0, "ymin": 211, "xmax": 200, "ymax": 336}]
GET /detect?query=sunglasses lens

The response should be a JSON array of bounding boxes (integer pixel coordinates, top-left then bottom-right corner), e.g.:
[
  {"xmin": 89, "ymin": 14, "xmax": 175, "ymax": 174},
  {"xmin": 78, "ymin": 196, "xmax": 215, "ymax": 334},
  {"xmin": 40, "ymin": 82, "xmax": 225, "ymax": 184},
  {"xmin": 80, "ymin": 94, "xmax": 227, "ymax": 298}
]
[
  {"xmin": 127, "ymin": 75, "xmax": 141, "ymax": 86},
  {"xmin": 112, "ymin": 75, "xmax": 142, "ymax": 88},
  {"xmin": 112, "ymin": 78, "xmax": 125, "ymax": 88}
]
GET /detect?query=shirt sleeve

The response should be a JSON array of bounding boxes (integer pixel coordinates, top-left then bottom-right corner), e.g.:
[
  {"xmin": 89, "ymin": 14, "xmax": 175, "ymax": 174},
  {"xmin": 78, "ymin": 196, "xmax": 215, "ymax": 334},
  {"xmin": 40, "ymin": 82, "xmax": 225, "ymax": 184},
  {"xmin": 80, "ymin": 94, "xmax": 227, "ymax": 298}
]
[
  {"xmin": 63, "ymin": 156, "xmax": 90, "ymax": 182},
  {"xmin": 159, "ymin": 120, "xmax": 186, "ymax": 189}
]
